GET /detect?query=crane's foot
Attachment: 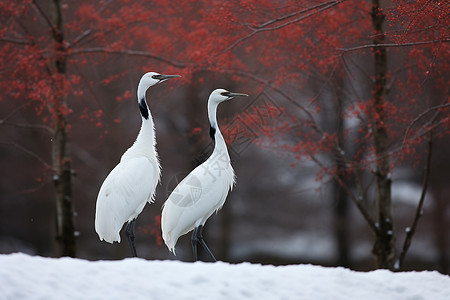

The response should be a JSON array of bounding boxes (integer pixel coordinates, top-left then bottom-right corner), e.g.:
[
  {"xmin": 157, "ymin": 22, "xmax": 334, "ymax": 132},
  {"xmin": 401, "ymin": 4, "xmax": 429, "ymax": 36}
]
[
  {"xmin": 191, "ymin": 225, "xmax": 216, "ymax": 262},
  {"xmin": 125, "ymin": 219, "xmax": 138, "ymax": 257}
]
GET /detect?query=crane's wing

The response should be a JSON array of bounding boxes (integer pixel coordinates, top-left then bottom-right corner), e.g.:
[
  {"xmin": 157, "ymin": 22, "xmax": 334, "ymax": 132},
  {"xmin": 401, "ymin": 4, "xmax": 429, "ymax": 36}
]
[
  {"xmin": 161, "ymin": 160, "xmax": 234, "ymax": 252},
  {"xmin": 95, "ymin": 157, "xmax": 158, "ymax": 243}
]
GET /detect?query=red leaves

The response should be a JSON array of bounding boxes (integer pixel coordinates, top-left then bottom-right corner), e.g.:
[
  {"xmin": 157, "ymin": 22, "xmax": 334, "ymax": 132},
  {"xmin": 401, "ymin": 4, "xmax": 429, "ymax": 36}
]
[
  {"xmin": 115, "ymin": 90, "xmax": 132, "ymax": 102},
  {"xmin": 191, "ymin": 127, "xmax": 203, "ymax": 135},
  {"xmin": 80, "ymin": 108, "xmax": 104, "ymax": 128},
  {"xmin": 101, "ymin": 71, "xmax": 128, "ymax": 86},
  {"xmin": 138, "ymin": 215, "xmax": 163, "ymax": 246},
  {"xmin": 1, "ymin": 0, "xmax": 448, "ymax": 192}
]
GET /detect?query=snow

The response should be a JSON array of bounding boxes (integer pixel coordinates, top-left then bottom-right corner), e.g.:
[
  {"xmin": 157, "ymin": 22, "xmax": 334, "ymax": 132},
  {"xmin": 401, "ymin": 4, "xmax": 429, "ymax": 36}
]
[{"xmin": 1, "ymin": 253, "xmax": 449, "ymax": 300}]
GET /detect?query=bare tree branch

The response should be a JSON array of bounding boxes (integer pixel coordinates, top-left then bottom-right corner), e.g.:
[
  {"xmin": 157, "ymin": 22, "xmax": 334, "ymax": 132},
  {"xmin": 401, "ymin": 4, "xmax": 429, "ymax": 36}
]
[
  {"xmin": 0, "ymin": 100, "xmax": 35, "ymax": 123},
  {"xmin": 31, "ymin": 0, "xmax": 58, "ymax": 36},
  {"xmin": 17, "ymin": 177, "xmax": 52, "ymax": 195},
  {"xmin": 397, "ymin": 128, "xmax": 433, "ymax": 269},
  {"xmin": 0, "ymin": 37, "xmax": 31, "ymax": 45},
  {"xmin": 218, "ymin": 0, "xmax": 346, "ymax": 55},
  {"xmin": 68, "ymin": 47, "xmax": 187, "ymax": 68},
  {"xmin": 69, "ymin": 29, "xmax": 92, "ymax": 49},
  {"xmin": 339, "ymin": 38, "xmax": 450, "ymax": 52},
  {"xmin": 402, "ymin": 102, "xmax": 450, "ymax": 147},
  {"xmin": 403, "ymin": 0, "xmax": 433, "ymax": 34},
  {"xmin": 0, "ymin": 141, "xmax": 50, "ymax": 168},
  {"xmin": 218, "ymin": 68, "xmax": 320, "ymax": 129},
  {"xmin": 0, "ymin": 120, "xmax": 54, "ymax": 134},
  {"xmin": 255, "ymin": 1, "xmax": 343, "ymax": 29},
  {"xmin": 309, "ymin": 154, "xmax": 377, "ymax": 233}
]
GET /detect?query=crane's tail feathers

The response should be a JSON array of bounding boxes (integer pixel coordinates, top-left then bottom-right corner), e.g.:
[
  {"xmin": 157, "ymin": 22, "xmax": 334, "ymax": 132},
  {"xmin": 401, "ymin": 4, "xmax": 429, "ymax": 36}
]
[
  {"xmin": 95, "ymin": 221, "xmax": 121, "ymax": 244},
  {"xmin": 97, "ymin": 234, "xmax": 120, "ymax": 244},
  {"xmin": 162, "ymin": 232, "xmax": 178, "ymax": 256}
]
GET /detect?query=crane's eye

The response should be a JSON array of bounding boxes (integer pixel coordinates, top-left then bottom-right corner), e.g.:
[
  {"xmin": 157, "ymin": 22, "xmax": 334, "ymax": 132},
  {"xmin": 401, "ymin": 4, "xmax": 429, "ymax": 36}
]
[
  {"xmin": 221, "ymin": 92, "xmax": 231, "ymax": 97},
  {"xmin": 152, "ymin": 75, "xmax": 160, "ymax": 79}
]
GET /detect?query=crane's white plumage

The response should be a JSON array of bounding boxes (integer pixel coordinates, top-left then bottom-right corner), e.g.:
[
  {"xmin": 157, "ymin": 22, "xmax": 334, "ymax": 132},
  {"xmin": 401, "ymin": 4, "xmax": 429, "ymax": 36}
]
[
  {"xmin": 161, "ymin": 89, "xmax": 247, "ymax": 258},
  {"xmin": 95, "ymin": 72, "xmax": 180, "ymax": 254},
  {"xmin": 95, "ymin": 156, "xmax": 159, "ymax": 243}
]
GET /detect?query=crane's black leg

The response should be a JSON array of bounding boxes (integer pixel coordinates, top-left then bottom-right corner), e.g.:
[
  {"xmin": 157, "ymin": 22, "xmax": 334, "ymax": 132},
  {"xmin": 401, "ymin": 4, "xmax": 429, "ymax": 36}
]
[
  {"xmin": 192, "ymin": 225, "xmax": 216, "ymax": 262},
  {"xmin": 125, "ymin": 219, "xmax": 137, "ymax": 257},
  {"xmin": 191, "ymin": 227, "xmax": 199, "ymax": 261}
]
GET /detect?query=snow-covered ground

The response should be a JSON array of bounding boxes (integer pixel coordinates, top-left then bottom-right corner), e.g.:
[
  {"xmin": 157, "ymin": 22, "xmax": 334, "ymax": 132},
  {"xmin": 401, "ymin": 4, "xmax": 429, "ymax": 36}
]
[{"xmin": 1, "ymin": 253, "xmax": 449, "ymax": 300}]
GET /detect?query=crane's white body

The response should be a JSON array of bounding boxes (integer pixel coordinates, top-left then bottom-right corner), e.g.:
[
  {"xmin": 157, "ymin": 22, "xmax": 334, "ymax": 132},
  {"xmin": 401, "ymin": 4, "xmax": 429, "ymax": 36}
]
[
  {"xmin": 95, "ymin": 72, "xmax": 178, "ymax": 245},
  {"xmin": 95, "ymin": 122, "xmax": 160, "ymax": 243},
  {"xmin": 161, "ymin": 140, "xmax": 235, "ymax": 253},
  {"xmin": 161, "ymin": 89, "xmax": 246, "ymax": 254}
]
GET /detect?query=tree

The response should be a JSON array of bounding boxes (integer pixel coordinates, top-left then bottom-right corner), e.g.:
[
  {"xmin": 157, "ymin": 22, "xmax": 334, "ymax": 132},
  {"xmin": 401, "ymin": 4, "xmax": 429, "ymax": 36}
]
[
  {"xmin": 1, "ymin": 0, "xmax": 448, "ymax": 268},
  {"xmin": 152, "ymin": 0, "xmax": 448, "ymax": 269},
  {"xmin": 0, "ymin": 0, "xmax": 181, "ymax": 257}
]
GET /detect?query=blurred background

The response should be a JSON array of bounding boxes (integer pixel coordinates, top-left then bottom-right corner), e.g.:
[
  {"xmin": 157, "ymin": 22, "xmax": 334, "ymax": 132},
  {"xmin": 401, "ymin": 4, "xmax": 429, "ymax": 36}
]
[{"xmin": 0, "ymin": 1, "xmax": 448, "ymax": 273}]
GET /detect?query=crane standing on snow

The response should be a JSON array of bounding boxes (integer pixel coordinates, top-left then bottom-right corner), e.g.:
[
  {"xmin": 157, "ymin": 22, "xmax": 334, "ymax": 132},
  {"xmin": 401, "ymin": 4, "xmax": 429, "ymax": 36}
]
[
  {"xmin": 95, "ymin": 72, "xmax": 180, "ymax": 257},
  {"xmin": 161, "ymin": 89, "xmax": 248, "ymax": 261}
]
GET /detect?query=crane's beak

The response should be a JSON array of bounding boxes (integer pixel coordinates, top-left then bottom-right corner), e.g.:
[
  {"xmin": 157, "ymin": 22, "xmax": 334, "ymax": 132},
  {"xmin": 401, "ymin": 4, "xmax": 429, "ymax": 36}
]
[
  {"xmin": 223, "ymin": 92, "xmax": 248, "ymax": 99},
  {"xmin": 154, "ymin": 74, "xmax": 182, "ymax": 82}
]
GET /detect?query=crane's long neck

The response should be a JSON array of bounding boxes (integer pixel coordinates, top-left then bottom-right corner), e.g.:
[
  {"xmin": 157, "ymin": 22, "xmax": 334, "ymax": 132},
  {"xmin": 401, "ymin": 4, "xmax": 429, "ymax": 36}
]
[
  {"xmin": 208, "ymin": 100, "xmax": 229, "ymax": 158},
  {"xmin": 122, "ymin": 88, "xmax": 157, "ymax": 162},
  {"xmin": 136, "ymin": 95, "xmax": 156, "ymax": 147}
]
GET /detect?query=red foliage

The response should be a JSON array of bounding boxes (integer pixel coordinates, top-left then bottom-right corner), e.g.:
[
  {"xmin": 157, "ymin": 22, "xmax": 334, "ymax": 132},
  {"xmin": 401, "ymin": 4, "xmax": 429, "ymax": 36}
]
[{"xmin": 1, "ymin": 0, "xmax": 448, "ymax": 183}]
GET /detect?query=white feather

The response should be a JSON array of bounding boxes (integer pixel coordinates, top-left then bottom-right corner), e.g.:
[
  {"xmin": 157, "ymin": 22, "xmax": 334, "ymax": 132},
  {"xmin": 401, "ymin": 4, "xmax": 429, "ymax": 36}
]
[
  {"xmin": 95, "ymin": 72, "xmax": 179, "ymax": 248},
  {"xmin": 161, "ymin": 149, "xmax": 235, "ymax": 253},
  {"xmin": 95, "ymin": 157, "xmax": 159, "ymax": 243},
  {"xmin": 161, "ymin": 89, "xmax": 246, "ymax": 255}
]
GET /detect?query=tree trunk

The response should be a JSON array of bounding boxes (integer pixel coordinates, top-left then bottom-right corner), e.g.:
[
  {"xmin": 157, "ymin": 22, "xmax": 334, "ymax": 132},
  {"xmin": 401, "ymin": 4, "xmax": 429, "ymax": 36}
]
[
  {"xmin": 433, "ymin": 189, "xmax": 449, "ymax": 273},
  {"xmin": 370, "ymin": 0, "xmax": 395, "ymax": 269},
  {"xmin": 50, "ymin": 0, "xmax": 76, "ymax": 257},
  {"xmin": 334, "ymin": 174, "xmax": 350, "ymax": 267},
  {"xmin": 332, "ymin": 76, "xmax": 350, "ymax": 268}
]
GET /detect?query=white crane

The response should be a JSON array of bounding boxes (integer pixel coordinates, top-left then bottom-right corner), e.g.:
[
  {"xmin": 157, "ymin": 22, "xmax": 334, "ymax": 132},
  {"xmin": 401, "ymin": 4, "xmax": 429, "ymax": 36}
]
[
  {"xmin": 161, "ymin": 89, "xmax": 248, "ymax": 261},
  {"xmin": 95, "ymin": 72, "xmax": 180, "ymax": 257}
]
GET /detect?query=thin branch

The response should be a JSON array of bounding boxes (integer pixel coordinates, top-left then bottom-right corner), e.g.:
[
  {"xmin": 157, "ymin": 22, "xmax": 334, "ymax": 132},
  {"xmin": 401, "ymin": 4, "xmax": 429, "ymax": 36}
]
[
  {"xmin": 0, "ymin": 100, "xmax": 34, "ymax": 123},
  {"xmin": 218, "ymin": 0, "xmax": 346, "ymax": 55},
  {"xmin": 309, "ymin": 154, "xmax": 377, "ymax": 233},
  {"xmin": 97, "ymin": 0, "xmax": 113, "ymax": 14},
  {"xmin": 69, "ymin": 29, "xmax": 92, "ymax": 49},
  {"xmin": 68, "ymin": 47, "xmax": 187, "ymax": 68},
  {"xmin": 402, "ymin": 102, "xmax": 450, "ymax": 147},
  {"xmin": 354, "ymin": 116, "xmax": 447, "ymax": 169},
  {"xmin": 403, "ymin": 0, "xmax": 433, "ymax": 34},
  {"xmin": 68, "ymin": 19, "xmax": 150, "ymax": 49},
  {"xmin": 307, "ymin": 63, "xmax": 339, "ymax": 108},
  {"xmin": 0, "ymin": 37, "xmax": 32, "ymax": 45},
  {"xmin": 420, "ymin": 37, "xmax": 445, "ymax": 86},
  {"xmin": 339, "ymin": 38, "xmax": 450, "ymax": 52},
  {"xmin": 31, "ymin": 0, "xmax": 58, "ymax": 35},
  {"xmin": 0, "ymin": 120, "xmax": 54, "ymax": 134},
  {"xmin": 219, "ymin": 68, "xmax": 320, "ymax": 130},
  {"xmin": 256, "ymin": 1, "xmax": 342, "ymax": 29},
  {"xmin": 17, "ymin": 177, "xmax": 52, "ymax": 195},
  {"xmin": 12, "ymin": 17, "xmax": 55, "ymax": 81},
  {"xmin": 397, "ymin": 128, "xmax": 433, "ymax": 269},
  {"xmin": 256, "ymin": 0, "xmax": 345, "ymax": 33},
  {"xmin": 0, "ymin": 141, "xmax": 50, "ymax": 168}
]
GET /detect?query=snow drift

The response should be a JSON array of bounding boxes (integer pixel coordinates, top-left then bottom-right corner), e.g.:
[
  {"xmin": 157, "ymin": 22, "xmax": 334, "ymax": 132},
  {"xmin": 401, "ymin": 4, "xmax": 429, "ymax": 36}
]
[{"xmin": 0, "ymin": 253, "xmax": 449, "ymax": 300}]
